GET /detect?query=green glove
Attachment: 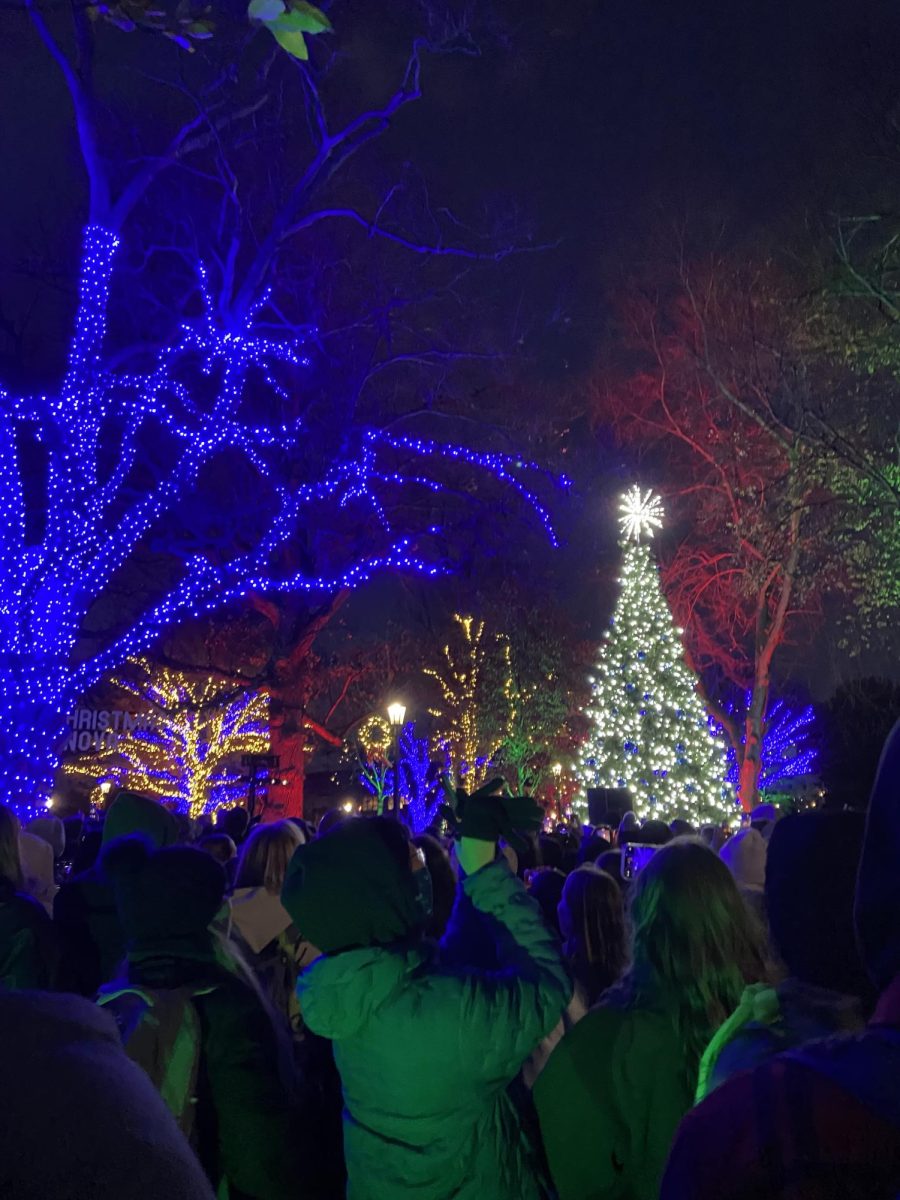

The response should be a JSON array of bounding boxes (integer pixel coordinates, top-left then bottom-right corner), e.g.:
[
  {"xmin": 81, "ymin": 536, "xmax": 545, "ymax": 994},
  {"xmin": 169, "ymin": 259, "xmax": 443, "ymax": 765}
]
[{"xmin": 441, "ymin": 777, "xmax": 544, "ymax": 851}]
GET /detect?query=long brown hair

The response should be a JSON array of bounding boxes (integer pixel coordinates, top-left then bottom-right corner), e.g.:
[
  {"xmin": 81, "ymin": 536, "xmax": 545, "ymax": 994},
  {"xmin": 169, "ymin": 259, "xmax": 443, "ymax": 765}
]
[
  {"xmin": 0, "ymin": 804, "xmax": 23, "ymax": 890},
  {"xmin": 234, "ymin": 820, "xmax": 304, "ymax": 895},
  {"xmin": 560, "ymin": 864, "xmax": 627, "ymax": 1004},
  {"xmin": 622, "ymin": 838, "xmax": 766, "ymax": 1075}
]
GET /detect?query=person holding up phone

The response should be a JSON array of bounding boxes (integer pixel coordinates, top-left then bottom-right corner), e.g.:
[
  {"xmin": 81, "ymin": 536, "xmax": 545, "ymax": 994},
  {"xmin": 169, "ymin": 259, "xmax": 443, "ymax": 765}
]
[{"xmin": 281, "ymin": 784, "xmax": 571, "ymax": 1200}]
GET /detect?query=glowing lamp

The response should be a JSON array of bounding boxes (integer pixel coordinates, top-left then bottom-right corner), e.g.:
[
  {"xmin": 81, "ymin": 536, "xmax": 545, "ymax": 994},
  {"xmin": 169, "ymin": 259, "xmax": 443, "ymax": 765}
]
[{"xmin": 387, "ymin": 702, "xmax": 406, "ymax": 728}]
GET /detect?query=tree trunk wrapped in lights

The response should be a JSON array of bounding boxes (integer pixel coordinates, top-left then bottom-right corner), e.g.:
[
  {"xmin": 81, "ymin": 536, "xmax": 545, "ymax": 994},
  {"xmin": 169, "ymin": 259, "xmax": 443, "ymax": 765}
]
[
  {"xmin": 425, "ymin": 614, "xmax": 512, "ymax": 788},
  {"xmin": 579, "ymin": 489, "xmax": 736, "ymax": 825},
  {"xmin": 356, "ymin": 717, "xmax": 440, "ymax": 829},
  {"xmin": 64, "ymin": 660, "xmax": 269, "ymax": 819},
  {"xmin": 2, "ymin": 9, "xmax": 566, "ymax": 821}
]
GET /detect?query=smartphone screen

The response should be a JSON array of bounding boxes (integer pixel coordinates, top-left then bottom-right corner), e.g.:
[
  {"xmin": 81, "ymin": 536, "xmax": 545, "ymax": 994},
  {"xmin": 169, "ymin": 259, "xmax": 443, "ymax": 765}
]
[{"xmin": 621, "ymin": 842, "xmax": 657, "ymax": 880}]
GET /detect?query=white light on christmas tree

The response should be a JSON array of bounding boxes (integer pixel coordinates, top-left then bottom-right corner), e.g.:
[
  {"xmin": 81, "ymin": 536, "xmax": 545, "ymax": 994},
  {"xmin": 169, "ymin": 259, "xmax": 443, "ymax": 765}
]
[
  {"xmin": 579, "ymin": 489, "xmax": 736, "ymax": 824},
  {"xmin": 619, "ymin": 486, "xmax": 664, "ymax": 542}
]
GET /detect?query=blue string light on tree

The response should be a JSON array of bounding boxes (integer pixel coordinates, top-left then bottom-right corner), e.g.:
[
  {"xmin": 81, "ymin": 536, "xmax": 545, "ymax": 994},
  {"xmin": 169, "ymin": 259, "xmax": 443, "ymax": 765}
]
[
  {"xmin": 714, "ymin": 696, "xmax": 818, "ymax": 792},
  {"xmin": 0, "ymin": 223, "xmax": 563, "ymax": 818}
]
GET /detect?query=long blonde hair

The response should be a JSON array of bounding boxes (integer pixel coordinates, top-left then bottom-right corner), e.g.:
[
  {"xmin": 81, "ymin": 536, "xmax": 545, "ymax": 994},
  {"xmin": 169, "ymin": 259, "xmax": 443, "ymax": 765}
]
[
  {"xmin": 622, "ymin": 838, "xmax": 766, "ymax": 1075},
  {"xmin": 234, "ymin": 820, "xmax": 304, "ymax": 895},
  {"xmin": 0, "ymin": 804, "xmax": 23, "ymax": 890}
]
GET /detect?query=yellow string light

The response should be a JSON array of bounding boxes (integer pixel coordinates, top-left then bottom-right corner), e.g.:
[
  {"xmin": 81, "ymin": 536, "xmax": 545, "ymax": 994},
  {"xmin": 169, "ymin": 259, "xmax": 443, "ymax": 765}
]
[
  {"xmin": 63, "ymin": 659, "xmax": 269, "ymax": 819},
  {"xmin": 425, "ymin": 614, "xmax": 513, "ymax": 787}
]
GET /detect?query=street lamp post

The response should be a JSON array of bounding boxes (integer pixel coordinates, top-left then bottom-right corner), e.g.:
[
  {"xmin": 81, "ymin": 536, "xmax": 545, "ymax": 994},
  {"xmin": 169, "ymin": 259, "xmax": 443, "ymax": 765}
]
[
  {"xmin": 387, "ymin": 702, "xmax": 406, "ymax": 816},
  {"xmin": 552, "ymin": 762, "xmax": 563, "ymax": 820}
]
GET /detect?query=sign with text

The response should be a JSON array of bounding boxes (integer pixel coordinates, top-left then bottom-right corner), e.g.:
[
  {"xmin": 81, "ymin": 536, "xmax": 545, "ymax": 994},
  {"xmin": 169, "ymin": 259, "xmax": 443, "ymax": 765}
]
[{"xmin": 63, "ymin": 709, "xmax": 154, "ymax": 754}]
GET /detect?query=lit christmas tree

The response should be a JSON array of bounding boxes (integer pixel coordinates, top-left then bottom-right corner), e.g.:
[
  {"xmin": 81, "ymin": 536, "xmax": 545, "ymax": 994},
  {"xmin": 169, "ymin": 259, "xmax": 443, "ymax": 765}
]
[{"xmin": 579, "ymin": 488, "xmax": 736, "ymax": 824}]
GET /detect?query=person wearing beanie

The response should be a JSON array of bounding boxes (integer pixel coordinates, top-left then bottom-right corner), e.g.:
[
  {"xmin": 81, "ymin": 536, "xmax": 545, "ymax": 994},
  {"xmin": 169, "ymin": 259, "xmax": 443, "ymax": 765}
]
[
  {"xmin": 719, "ymin": 826, "xmax": 767, "ymax": 891},
  {"xmin": 28, "ymin": 815, "xmax": 66, "ymax": 861},
  {"xmin": 103, "ymin": 838, "xmax": 307, "ymax": 1200},
  {"xmin": 719, "ymin": 825, "xmax": 768, "ymax": 925},
  {"xmin": 54, "ymin": 791, "xmax": 179, "ymax": 995},
  {"xmin": 18, "ymin": 828, "xmax": 57, "ymax": 914},
  {"xmin": 661, "ymin": 721, "xmax": 900, "ymax": 1200},
  {"xmin": 696, "ymin": 811, "xmax": 869, "ymax": 1100},
  {"xmin": 750, "ymin": 802, "xmax": 780, "ymax": 841},
  {"xmin": 283, "ymin": 808, "xmax": 571, "ymax": 1200}
]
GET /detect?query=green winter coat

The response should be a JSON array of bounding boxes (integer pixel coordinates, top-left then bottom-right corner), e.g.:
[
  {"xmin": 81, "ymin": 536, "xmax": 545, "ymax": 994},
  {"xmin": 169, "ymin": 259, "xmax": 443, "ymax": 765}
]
[
  {"xmin": 535, "ymin": 1001, "xmax": 693, "ymax": 1200},
  {"xmin": 297, "ymin": 859, "xmax": 571, "ymax": 1200},
  {"xmin": 122, "ymin": 955, "xmax": 302, "ymax": 1200}
]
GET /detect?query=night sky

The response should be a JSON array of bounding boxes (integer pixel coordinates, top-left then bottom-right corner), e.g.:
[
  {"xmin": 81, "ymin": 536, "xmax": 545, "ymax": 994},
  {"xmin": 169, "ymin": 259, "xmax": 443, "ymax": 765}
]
[{"xmin": 2, "ymin": 0, "xmax": 899, "ymax": 698}]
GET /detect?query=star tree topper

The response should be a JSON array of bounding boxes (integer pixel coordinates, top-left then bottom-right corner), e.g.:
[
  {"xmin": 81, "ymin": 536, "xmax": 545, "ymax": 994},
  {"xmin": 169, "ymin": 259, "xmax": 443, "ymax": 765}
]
[{"xmin": 619, "ymin": 486, "xmax": 664, "ymax": 542}]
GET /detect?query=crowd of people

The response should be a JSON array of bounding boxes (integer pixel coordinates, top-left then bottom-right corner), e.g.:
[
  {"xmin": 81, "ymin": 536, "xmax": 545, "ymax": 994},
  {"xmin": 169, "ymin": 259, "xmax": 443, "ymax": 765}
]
[{"xmin": 1, "ymin": 722, "xmax": 900, "ymax": 1199}]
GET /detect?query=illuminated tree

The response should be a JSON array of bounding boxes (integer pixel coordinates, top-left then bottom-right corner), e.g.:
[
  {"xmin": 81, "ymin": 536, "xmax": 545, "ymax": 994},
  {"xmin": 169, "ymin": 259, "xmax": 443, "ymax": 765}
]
[
  {"xmin": 486, "ymin": 593, "xmax": 591, "ymax": 797},
  {"xmin": 598, "ymin": 252, "xmax": 892, "ymax": 808},
  {"xmin": 355, "ymin": 715, "xmax": 394, "ymax": 814},
  {"xmin": 425, "ymin": 614, "xmax": 512, "ymax": 787},
  {"xmin": 579, "ymin": 489, "xmax": 735, "ymax": 824},
  {"xmin": 398, "ymin": 723, "xmax": 442, "ymax": 834},
  {"xmin": 719, "ymin": 697, "xmax": 818, "ymax": 793},
  {"xmin": 354, "ymin": 718, "xmax": 439, "ymax": 829},
  {"xmin": 0, "ymin": 6, "xmax": 562, "ymax": 818},
  {"xmin": 64, "ymin": 660, "xmax": 269, "ymax": 818}
]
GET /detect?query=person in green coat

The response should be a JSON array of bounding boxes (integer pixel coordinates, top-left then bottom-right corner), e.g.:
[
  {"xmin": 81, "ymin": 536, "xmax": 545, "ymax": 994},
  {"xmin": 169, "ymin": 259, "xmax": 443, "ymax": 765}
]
[
  {"xmin": 534, "ymin": 839, "xmax": 767, "ymax": 1200},
  {"xmin": 54, "ymin": 790, "xmax": 179, "ymax": 995},
  {"xmin": 282, "ymin": 800, "xmax": 571, "ymax": 1200}
]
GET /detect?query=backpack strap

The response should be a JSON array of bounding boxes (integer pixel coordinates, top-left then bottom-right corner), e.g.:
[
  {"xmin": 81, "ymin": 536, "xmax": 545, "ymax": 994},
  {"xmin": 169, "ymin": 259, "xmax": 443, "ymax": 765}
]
[
  {"xmin": 97, "ymin": 985, "xmax": 156, "ymax": 1044},
  {"xmin": 98, "ymin": 984, "xmax": 216, "ymax": 1135}
]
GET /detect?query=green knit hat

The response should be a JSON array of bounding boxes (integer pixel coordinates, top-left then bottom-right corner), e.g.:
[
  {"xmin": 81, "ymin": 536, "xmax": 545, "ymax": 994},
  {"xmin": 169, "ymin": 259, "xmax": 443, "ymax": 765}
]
[
  {"xmin": 102, "ymin": 791, "xmax": 179, "ymax": 849},
  {"xmin": 104, "ymin": 838, "xmax": 225, "ymax": 959},
  {"xmin": 281, "ymin": 818, "xmax": 422, "ymax": 954}
]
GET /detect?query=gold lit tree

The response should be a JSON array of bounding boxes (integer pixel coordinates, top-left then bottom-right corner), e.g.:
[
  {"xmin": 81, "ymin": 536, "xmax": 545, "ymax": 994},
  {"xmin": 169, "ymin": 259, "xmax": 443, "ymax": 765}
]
[
  {"xmin": 425, "ymin": 614, "xmax": 513, "ymax": 787},
  {"xmin": 65, "ymin": 659, "xmax": 269, "ymax": 819}
]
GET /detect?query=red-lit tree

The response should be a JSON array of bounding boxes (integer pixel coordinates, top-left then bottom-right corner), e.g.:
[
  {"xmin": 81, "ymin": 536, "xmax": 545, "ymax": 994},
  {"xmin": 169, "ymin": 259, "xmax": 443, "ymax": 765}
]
[{"xmin": 596, "ymin": 253, "xmax": 886, "ymax": 808}]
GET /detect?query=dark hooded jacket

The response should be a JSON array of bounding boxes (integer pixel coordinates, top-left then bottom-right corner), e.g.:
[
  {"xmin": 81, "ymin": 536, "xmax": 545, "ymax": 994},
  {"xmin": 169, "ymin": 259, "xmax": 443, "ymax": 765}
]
[
  {"xmin": 661, "ymin": 720, "xmax": 900, "ymax": 1200},
  {"xmin": 104, "ymin": 840, "xmax": 303, "ymax": 1200},
  {"xmin": 54, "ymin": 792, "xmax": 178, "ymax": 995}
]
